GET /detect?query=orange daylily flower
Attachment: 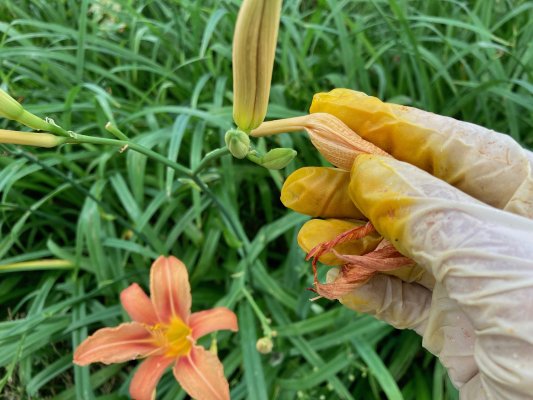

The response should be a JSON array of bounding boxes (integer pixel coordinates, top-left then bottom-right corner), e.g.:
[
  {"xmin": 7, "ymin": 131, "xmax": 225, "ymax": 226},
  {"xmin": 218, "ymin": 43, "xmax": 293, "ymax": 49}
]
[{"xmin": 74, "ymin": 256, "xmax": 238, "ymax": 400}]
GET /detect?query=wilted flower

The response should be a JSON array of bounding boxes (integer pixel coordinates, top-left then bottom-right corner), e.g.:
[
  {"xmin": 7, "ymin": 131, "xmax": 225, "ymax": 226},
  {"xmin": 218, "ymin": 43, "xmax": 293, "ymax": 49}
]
[
  {"xmin": 252, "ymin": 113, "xmax": 389, "ymax": 170},
  {"xmin": 74, "ymin": 256, "xmax": 238, "ymax": 400}
]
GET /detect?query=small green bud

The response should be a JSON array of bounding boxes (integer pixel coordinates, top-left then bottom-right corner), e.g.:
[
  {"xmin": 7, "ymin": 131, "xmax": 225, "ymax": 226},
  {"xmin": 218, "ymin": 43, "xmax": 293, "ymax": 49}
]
[
  {"xmin": 260, "ymin": 148, "xmax": 297, "ymax": 170},
  {"xmin": 225, "ymin": 129, "xmax": 250, "ymax": 159},
  {"xmin": 256, "ymin": 337, "xmax": 273, "ymax": 354}
]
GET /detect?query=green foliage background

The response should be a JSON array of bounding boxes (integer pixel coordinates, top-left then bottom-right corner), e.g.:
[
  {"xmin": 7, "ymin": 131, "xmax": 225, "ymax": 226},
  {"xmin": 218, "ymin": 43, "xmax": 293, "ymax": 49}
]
[{"xmin": 0, "ymin": 0, "xmax": 532, "ymax": 399}]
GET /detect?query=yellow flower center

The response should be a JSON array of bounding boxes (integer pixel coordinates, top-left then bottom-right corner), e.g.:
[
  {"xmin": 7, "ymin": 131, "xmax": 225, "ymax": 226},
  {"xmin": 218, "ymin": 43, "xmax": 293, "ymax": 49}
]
[{"xmin": 150, "ymin": 317, "xmax": 192, "ymax": 358}]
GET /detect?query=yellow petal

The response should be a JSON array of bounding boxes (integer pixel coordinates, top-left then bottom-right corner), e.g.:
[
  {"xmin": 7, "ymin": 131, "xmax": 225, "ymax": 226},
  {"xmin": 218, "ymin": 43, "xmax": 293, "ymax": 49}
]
[{"xmin": 281, "ymin": 167, "xmax": 365, "ymax": 219}]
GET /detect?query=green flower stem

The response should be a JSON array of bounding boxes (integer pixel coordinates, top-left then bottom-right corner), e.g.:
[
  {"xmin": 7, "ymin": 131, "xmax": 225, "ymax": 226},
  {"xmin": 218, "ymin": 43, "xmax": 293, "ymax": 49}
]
[
  {"xmin": 67, "ymin": 133, "xmax": 192, "ymax": 176},
  {"xmin": 246, "ymin": 151, "xmax": 262, "ymax": 165},
  {"xmin": 44, "ymin": 122, "xmax": 73, "ymax": 138},
  {"xmin": 242, "ymin": 287, "xmax": 272, "ymax": 336},
  {"xmin": 66, "ymin": 133, "xmax": 247, "ymax": 249},
  {"xmin": 66, "ymin": 132, "xmax": 259, "ymax": 319},
  {"xmin": 192, "ymin": 147, "xmax": 230, "ymax": 175}
]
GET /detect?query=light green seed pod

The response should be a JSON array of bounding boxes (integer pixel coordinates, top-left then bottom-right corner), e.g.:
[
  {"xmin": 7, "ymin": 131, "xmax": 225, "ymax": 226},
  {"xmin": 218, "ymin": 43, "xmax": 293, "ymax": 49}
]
[{"xmin": 232, "ymin": 0, "xmax": 282, "ymax": 132}]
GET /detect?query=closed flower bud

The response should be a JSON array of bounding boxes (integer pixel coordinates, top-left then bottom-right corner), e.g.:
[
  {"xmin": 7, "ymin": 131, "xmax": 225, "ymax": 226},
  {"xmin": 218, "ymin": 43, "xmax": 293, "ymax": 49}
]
[
  {"xmin": 0, "ymin": 88, "xmax": 24, "ymax": 120},
  {"xmin": 260, "ymin": 147, "xmax": 296, "ymax": 170},
  {"xmin": 0, "ymin": 88, "xmax": 52, "ymax": 131},
  {"xmin": 232, "ymin": 0, "xmax": 282, "ymax": 132},
  {"xmin": 0, "ymin": 129, "xmax": 65, "ymax": 148},
  {"xmin": 256, "ymin": 337, "xmax": 273, "ymax": 354},
  {"xmin": 225, "ymin": 128, "xmax": 250, "ymax": 159}
]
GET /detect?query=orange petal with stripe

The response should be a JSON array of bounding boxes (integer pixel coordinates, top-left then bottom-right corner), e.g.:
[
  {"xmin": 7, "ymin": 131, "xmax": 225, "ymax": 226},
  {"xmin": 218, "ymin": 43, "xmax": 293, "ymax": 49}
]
[
  {"xmin": 129, "ymin": 355, "xmax": 174, "ymax": 400},
  {"xmin": 173, "ymin": 346, "xmax": 229, "ymax": 400},
  {"xmin": 150, "ymin": 256, "xmax": 191, "ymax": 324},
  {"xmin": 73, "ymin": 322, "xmax": 157, "ymax": 365},
  {"xmin": 189, "ymin": 307, "xmax": 238, "ymax": 340},
  {"xmin": 120, "ymin": 283, "xmax": 158, "ymax": 325}
]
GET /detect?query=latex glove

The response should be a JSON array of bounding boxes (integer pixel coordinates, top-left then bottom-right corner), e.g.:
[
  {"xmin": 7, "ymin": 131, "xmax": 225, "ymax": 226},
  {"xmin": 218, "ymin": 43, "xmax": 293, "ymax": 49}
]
[
  {"xmin": 337, "ymin": 154, "xmax": 533, "ymax": 399},
  {"xmin": 310, "ymin": 89, "xmax": 533, "ymax": 218},
  {"xmin": 277, "ymin": 91, "xmax": 533, "ymax": 399}
]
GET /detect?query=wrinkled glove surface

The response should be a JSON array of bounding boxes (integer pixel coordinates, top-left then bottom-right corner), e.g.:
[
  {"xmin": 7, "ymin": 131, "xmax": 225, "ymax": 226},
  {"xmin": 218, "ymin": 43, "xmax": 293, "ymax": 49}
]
[{"xmin": 282, "ymin": 89, "xmax": 533, "ymax": 399}]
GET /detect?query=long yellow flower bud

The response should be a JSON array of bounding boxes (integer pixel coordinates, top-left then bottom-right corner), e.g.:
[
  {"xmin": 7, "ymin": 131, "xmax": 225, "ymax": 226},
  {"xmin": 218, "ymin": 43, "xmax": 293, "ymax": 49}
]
[
  {"xmin": 0, "ymin": 129, "xmax": 65, "ymax": 148},
  {"xmin": 232, "ymin": 0, "xmax": 282, "ymax": 132}
]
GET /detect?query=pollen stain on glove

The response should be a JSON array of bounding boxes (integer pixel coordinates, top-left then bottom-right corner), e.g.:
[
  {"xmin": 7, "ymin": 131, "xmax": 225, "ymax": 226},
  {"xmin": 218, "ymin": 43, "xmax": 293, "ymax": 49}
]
[{"xmin": 348, "ymin": 154, "xmax": 414, "ymax": 255}]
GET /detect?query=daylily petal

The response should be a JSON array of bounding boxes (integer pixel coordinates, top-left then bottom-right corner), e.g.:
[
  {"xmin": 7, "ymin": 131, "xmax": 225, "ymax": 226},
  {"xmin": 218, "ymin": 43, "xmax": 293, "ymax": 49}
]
[
  {"xmin": 150, "ymin": 256, "xmax": 191, "ymax": 324},
  {"xmin": 173, "ymin": 346, "xmax": 230, "ymax": 400},
  {"xmin": 129, "ymin": 355, "xmax": 174, "ymax": 400},
  {"xmin": 120, "ymin": 283, "xmax": 158, "ymax": 325},
  {"xmin": 74, "ymin": 322, "xmax": 158, "ymax": 365},
  {"xmin": 189, "ymin": 307, "xmax": 238, "ymax": 340}
]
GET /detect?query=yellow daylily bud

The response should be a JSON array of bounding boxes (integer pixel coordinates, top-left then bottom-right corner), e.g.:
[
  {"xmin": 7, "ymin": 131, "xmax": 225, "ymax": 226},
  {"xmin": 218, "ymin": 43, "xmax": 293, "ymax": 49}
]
[
  {"xmin": 225, "ymin": 128, "xmax": 250, "ymax": 159},
  {"xmin": 0, "ymin": 129, "xmax": 65, "ymax": 148},
  {"xmin": 232, "ymin": 0, "xmax": 282, "ymax": 132},
  {"xmin": 260, "ymin": 147, "xmax": 296, "ymax": 170},
  {"xmin": 0, "ymin": 88, "xmax": 51, "ymax": 131},
  {"xmin": 251, "ymin": 113, "xmax": 389, "ymax": 170}
]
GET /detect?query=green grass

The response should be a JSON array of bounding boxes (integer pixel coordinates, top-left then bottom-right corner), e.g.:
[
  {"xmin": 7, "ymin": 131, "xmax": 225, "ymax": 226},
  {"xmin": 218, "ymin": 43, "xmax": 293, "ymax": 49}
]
[{"xmin": 0, "ymin": 0, "xmax": 532, "ymax": 398}]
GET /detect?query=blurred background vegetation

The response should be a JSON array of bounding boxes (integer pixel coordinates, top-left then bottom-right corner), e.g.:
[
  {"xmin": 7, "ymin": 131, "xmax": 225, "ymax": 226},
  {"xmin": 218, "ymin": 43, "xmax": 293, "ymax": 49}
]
[{"xmin": 0, "ymin": 0, "xmax": 531, "ymax": 399}]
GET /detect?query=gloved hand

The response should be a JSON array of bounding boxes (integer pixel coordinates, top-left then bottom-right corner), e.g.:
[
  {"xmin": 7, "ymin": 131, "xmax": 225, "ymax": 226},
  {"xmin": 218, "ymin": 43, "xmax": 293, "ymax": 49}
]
[{"xmin": 278, "ymin": 90, "xmax": 533, "ymax": 399}]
